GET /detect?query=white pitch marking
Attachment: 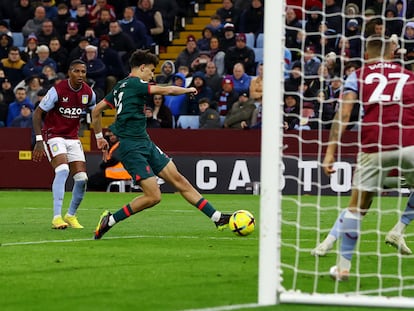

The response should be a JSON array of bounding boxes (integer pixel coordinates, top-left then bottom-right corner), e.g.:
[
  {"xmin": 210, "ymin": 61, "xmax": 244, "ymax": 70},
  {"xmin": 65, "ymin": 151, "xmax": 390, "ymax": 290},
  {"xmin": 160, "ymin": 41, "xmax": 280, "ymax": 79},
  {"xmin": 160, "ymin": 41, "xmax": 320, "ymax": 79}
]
[
  {"xmin": 179, "ymin": 303, "xmax": 261, "ymax": 311},
  {"xmin": 1, "ymin": 234, "xmax": 255, "ymax": 247}
]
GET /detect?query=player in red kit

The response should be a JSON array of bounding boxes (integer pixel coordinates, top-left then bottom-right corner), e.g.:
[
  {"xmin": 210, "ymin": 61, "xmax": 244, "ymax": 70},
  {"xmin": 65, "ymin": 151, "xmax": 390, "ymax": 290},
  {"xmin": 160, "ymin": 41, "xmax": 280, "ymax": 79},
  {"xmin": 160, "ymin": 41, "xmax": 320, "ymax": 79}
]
[
  {"xmin": 317, "ymin": 35, "xmax": 414, "ymax": 281},
  {"xmin": 32, "ymin": 59, "xmax": 97, "ymax": 229}
]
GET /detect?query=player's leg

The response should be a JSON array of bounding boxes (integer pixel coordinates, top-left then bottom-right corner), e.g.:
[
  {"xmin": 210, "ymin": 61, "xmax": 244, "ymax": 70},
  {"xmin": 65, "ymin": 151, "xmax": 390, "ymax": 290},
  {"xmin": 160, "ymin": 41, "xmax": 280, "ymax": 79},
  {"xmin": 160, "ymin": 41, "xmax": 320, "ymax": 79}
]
[
  {"xmin": 64, "ymin": 140, "xmax": 88, "ymax": 228},
  {"xmin": 330, "ymin": 189, "xmax": 375, "ymax": 281},
  {"xmin": 385, "ymin": 150, "xmax": 414, "ymax": 254},
  {"xmin": 46, "ymin": 138, "xmax": 70, "ymax": 229},
  {"xmin": 158, "ymin": 160, "xmax": 231, "ymax": 229},
  {"xmin": 385, "ymin": 191, "xmax": 413, "ymax": 255}
]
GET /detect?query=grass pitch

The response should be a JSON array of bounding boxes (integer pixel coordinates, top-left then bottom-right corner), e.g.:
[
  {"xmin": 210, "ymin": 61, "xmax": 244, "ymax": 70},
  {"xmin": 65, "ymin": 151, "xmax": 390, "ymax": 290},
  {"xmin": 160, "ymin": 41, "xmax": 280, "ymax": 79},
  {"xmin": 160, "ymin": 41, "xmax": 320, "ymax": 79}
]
[{"xmin": 0, "ymin": 191, "xmax": 410, "ymax": 311}]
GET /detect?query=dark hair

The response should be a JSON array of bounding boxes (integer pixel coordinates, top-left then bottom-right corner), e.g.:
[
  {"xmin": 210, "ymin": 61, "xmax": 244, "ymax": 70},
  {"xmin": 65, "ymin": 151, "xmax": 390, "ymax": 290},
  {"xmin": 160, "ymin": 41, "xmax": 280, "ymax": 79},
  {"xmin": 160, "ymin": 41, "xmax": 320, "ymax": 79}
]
[
  {"xmin": 198, "ymin": 97, "xmax": 210, "ymax": 106},
  {"xmin": 129, "ymin": 49, "xmax": 159, "ymax": 68},
  {"xmin": 69, "ymin": 59, "xmax": 86, "ymax": 69}
]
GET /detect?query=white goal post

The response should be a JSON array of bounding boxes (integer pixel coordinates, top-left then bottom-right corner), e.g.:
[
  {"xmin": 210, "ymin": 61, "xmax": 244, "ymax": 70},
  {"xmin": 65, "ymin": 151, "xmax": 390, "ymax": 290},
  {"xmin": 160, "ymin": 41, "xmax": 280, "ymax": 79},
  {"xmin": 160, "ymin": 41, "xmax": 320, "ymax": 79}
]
[{"xmin": 259, "ymin": 0, "xmax": 414, "ymax": 308}]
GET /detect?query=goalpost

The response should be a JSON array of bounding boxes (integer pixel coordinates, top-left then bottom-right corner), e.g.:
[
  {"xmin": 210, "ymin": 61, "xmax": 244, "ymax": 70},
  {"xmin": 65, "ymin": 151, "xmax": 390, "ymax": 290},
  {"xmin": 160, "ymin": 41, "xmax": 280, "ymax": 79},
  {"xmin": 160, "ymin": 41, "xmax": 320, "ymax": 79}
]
[{"xmin": 259, "ymin": 0, "xmax": 414, "ymax": 308}]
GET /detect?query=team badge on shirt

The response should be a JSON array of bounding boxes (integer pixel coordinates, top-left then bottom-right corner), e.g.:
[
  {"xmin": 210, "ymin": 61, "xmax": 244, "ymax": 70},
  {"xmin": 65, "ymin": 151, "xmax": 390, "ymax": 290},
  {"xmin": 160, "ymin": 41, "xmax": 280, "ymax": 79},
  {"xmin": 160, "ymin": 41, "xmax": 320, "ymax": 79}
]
[{"xmin": 82, "ymin": 95, "xmax": 89, "ymax": 105}]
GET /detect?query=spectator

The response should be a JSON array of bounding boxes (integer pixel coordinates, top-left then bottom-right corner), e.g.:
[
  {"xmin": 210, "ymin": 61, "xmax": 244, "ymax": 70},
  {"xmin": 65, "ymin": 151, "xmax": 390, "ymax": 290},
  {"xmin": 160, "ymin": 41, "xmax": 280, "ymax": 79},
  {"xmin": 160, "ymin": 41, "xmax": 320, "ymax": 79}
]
[
  {"xmin": 14, "ymin": 75, "xmax": 44, "ymax": 105},
  {"xmin": 249, "ymin": 62, "xmax": 263, "ymax": 104},
  {"xmin": 305, "ymin": 6, "xmax": 323, "ymax": 48},
  {"xmin": 49, "ymin": 37, "xmax": 69, "ymax": 74},
  {"xmin": 177, "ymin": 64, "xmax": 193, "ymax": 86},
  {"xmin": 69, "ymin": 0, "xmax": 82, "ymax": 18},
  {"xmin": 23, "ymin": 45, "xmax": 57, "ymax": 79},
  {"xmin": 224, "ymin": 32, "xmax": 255, "ymax": 75},
  {"xmin": 148, "ymin": 94, "xmax": 173, "ymax": 128},
  {"xmin": 302, "ymin": 45, "xmax": 321, "ymax": 78},
  {"xmin": 67, "ymin": 36, "xmax": 90, "ymax": 65},
  {"xmin": 220, "ymin": 22, "xmax": 236, "ymax": 51},
  {"xmin": 88, "ymin": 0, "xmax": 116, "ymax": 27},
  {"xmin": 0, "ymin": 92, "xmax": 7, "ymax": 127},
  {"xmin": 93, "ymin": 7, "xmax": 112, "ymax": 38},
  {"xmin": 145, "ymin": 106, "xmax": 161, "ymax": 128},
  {"xmin": 197, "ymin": 27, "xmax": 213, "ymax": 51},
  {"xmin": 52, "ymin": 3, "xmax": 72, "ymax": 36},
  {"xmin": 204, "ymin": 61, "xmax": 222, "ymax": 95},
  {"xmin": 403, "ymin": 21, "xmax": 414, "ymax": 71},
  {"xmin": 1, "ymin": 47, "xmax": 26, "ymax": 88},
  {"xmin": 41, "ymin": 64, "xmax": 58, "ymax": 90},
  {"xmin": 198, "ymin": 97, "xmax": 221, "ymax": 129},
  {"xmin": 285, "ymin": 6, "xmax": 303, "ymax": 50},
  {"xmin": 75, "ymin": 4, "xmax": 91, "ymax": 35},
  {"xmin": 120, "ymin": 6, "xmax": 152, "ymax": 50},
  {"xmin": 344, "ymin": 19, "xmax": 362, "ymax": 59},
  {"xmin": 190, "ymin": 50, "xmax": 211, "ymax": 73},
  {"xmin": 324, "ymin": 0, "xmax": 342, "ymax": 34},
  {"xmin": 0, "ymin": 20, "xmax": 12, "ymax": 37},
  {"xmin": 250, "ymin": 95, "xmax": 262, "ymax": 128},
  {"xmin": 10, "ymin": 103, "xmax": 35, "ymax": 144},
  {"xmin": 63, "ymin": 21, "xmax": 82, "ymax": 52},
  {"xmin": 208, "ymin": 36, "xmax": 226, "ymax": 76},
  {"xmin": 87, "ymin": 130, "xmax": 132, "ymax": 191},
  {"xmin": 84, "ymin": 28, "xmax": 99, "ymax": 46},
  {"xmin": 385, "ymin": 3, "xmax": 403, "ymax": 37},
  {"xmin": 22, "ymin": 6, "xmax": 47, "ymax": 39},
  {"xmin": 98, "ymin": 35, "xmax": 126, "ymax": 91},
  {"xmin": 0, "ymin": 33, "xmax": 12, "ymax": 60},
  {"xmin": 155, "ymin": 60, "xmax": 175, "ymax": 85},
  {"xmin": 20, "ymin": 34, "xmax": 39, "ymax": 63},
  {"xmin": 164, "ymin": 72, "xmax": 188, "ymax": 121},
  {"xmin": 41, "ymin": 0, "xmax": 58, "ymax": 20},
  {"xmin": 216, "ymin": 0, "xmax": 241, "ymax": 31},
  {"xmin": 175, "ymin": 35, "xmax": 200, "ymax": 72},
  {"xmin": 6, "ymin": 87, "xmax": 34, "ymax": 126},
  {"xmin": 10, "ymin": 0, "xmax": 34, "ymax": 32},
  {"xmin": 214, "ymin": 75, "xmax": 239, "ymax": 116},
  {"xmin": 83, "ymin": 44, "xmax": 107, "ymax": 100},
  {"xmin": 283, "ymin": 93, "xmax": 300, "ymax": 130},
  {"xmin": 223, "ymin": 92, "xmax": 256, "ymax": 129},
  {"xmin": 37, "ymin": 19, "xmax": 59, "ymax": 46},
  {"xmin": 0, "ymin": 77, "xmax": 14, "ymax": 104},
  {"xmin": 239, "ymin": 0, "xmax": 264, "ymax": 36},
  {"xmin": 231, "ymin": 62, "xmax": 251, "ymax": 95},
  {"xmin": 184, "ymin": 71, "xmax": 213, "ymax": 115},
  {"xmin": 135, "ymin": 0, "xmax": 166, "ymax": 49},
  {"xmin": 108, "ymin": 21, "xmax": 135, "ymax": 66},
  {"xmin": 205, "ymin": 14, "xmax": 223, "ymax": 37}
]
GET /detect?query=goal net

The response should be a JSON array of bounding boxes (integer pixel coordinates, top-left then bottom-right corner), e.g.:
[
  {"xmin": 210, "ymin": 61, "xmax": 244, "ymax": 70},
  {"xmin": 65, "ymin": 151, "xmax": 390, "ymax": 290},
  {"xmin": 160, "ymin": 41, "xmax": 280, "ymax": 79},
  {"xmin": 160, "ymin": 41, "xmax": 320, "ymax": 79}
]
[{"xmin": 260, "ymin": 0, "xmax": 414, "ymax": 308}]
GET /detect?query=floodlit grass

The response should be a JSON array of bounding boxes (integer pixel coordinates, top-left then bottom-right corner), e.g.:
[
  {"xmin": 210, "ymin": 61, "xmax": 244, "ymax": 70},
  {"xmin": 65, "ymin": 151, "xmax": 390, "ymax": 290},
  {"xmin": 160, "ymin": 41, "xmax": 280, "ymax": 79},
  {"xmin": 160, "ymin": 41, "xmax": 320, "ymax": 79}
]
[{"xmin": 0, "ymin": 191, "xmax": 410, "ymax": 311}]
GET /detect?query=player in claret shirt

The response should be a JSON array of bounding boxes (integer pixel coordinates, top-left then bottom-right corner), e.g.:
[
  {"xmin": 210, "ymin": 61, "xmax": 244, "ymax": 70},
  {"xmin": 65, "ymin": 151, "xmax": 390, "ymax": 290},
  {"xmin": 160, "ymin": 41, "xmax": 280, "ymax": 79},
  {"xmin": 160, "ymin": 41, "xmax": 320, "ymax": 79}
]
[
  {"xmin": 318, "ymin": 35, "xmax": 414, "ymax": 281},
  {"xmin": 32, "ymin": 59, "xmax": 97, "ymax": 230}
]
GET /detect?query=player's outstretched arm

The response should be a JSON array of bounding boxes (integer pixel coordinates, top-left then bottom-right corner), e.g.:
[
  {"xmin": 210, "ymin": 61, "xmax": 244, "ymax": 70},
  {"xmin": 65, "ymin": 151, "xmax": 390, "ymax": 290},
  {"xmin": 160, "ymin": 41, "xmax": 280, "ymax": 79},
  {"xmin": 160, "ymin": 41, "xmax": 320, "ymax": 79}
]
[{"xmin": 150, "ymin": 85, "xmax": 198, "ymax": 96}]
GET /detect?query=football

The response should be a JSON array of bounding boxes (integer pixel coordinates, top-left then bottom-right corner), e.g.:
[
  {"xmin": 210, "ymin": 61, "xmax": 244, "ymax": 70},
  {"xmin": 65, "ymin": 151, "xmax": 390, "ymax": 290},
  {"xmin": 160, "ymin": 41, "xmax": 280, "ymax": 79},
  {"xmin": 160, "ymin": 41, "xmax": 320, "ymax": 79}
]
[{"xmin": 229, "ymin": 210, "xmax": 255, "ymax": 236}]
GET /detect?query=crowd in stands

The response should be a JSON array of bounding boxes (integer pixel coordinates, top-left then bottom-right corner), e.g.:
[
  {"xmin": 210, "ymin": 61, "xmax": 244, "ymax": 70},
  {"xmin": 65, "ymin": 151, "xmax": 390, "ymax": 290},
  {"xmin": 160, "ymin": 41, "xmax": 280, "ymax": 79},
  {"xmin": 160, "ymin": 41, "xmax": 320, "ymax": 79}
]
[
  {"xmin": 0, "ymin": 0, "xmax": 265, "ymax": 130},
  {"xmin": 282, "ymin": 0, "xmax": 414, "ymax": 131}
]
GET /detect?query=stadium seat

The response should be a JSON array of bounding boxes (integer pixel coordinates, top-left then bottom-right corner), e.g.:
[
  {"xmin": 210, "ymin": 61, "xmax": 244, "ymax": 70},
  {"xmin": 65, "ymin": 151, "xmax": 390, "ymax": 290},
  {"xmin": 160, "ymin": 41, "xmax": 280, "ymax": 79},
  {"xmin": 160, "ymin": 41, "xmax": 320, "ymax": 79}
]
[
  {"xmin": 256, "ymin": 33, "xmax": 264, "ymax": 48},
  {"xmin": 244, "ymin": 33, "xmax": 255, "ymax": 49},
  {"xmin": 253, "ymin": 48, "xmax": 264, "ymax": 64},
  {"xmin": 12, "ymin": 32, "xmax": 24, "ymax": 48},
  {"xmin": 176, "ymin": 115, "xmax": 199, "ymax": 129}
]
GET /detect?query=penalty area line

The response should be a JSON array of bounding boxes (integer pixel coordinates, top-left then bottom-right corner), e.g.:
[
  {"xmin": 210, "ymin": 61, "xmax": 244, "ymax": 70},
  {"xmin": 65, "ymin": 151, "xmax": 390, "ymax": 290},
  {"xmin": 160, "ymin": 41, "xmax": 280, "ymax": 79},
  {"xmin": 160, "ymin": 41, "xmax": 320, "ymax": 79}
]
[{"xmin": 1, "ymin": 234, "xmax": 243, "ymax": 247}]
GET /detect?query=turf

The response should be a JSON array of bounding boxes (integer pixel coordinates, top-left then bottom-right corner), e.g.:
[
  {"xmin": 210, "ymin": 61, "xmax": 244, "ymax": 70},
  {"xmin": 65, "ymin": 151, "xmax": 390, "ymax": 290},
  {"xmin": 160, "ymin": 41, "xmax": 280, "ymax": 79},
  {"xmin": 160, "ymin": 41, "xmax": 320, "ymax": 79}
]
[{"xmin": 0, "ymin": 191, "xmax": 410, "ymax": 311}]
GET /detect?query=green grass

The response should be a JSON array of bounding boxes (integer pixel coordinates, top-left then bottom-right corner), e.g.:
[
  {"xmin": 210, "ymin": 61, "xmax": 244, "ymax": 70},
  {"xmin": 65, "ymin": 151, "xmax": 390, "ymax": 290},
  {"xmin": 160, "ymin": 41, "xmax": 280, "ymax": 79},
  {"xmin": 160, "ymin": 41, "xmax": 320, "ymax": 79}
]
[{"xmin": 0, "ymin": 191, "xmax": 411, "ymax": 311}]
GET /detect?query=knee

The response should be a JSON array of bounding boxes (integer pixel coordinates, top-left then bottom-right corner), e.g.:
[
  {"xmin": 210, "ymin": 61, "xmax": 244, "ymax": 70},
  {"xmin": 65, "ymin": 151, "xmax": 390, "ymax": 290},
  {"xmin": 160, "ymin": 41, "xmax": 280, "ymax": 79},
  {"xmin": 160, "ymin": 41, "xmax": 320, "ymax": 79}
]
[
  {"xmin": 73, "ymin": 172, "xmax": 88, "ymax": 183},
  {"xmin": 147, "ymin": 189, "xmax": 162, "ymax": 206}
]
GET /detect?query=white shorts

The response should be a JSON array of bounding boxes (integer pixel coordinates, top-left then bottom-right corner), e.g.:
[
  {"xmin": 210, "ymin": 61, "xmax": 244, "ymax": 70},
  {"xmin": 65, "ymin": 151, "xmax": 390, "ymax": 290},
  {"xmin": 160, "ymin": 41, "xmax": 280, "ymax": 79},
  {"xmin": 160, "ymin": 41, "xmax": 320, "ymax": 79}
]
[
  {"xmin": 352, "ymin": 146, "xmax": 414, "ymax": 192},
  {"xmin": 44, "ymin": 137, "xmax": 85, "ymax": 163}
]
